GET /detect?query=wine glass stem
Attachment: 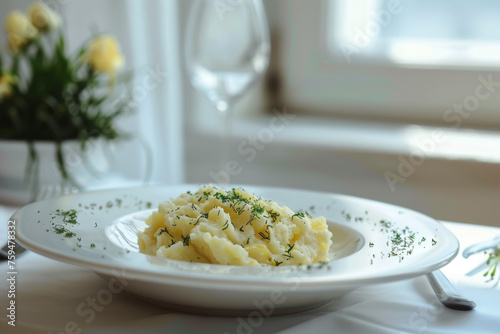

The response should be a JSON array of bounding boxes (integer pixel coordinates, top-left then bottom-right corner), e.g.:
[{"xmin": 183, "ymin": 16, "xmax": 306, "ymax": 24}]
[{"xmin": 217, "ymin": 100, "xmax": 233, "ymax": 185}]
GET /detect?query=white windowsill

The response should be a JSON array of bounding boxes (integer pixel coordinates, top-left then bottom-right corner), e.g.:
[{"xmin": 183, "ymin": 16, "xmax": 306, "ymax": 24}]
[{"xmin": 194, "ymin": 113, "xmax": 500, "ymax": 164}]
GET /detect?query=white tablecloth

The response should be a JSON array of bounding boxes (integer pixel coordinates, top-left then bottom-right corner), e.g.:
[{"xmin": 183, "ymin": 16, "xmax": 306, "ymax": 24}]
[{"xmin": 1, "ymin": 204, "xmax": 499, "ymax": 334}]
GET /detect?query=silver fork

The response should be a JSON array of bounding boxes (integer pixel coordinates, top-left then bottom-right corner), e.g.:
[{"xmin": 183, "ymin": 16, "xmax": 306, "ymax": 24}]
[
  {"xmin": 0, "ymin": 238, "xmax": 26, "ymax": 259},
  {"xmin": 425, "ymin": 235, "xmax": 500, "ymax": 309},
  {"xmin": 426, "ymin": 270, "xmax": 476, "ymax": 311}
]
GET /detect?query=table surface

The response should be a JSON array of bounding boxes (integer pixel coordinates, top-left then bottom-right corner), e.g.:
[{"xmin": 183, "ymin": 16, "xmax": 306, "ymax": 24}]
[{"xmin": 1, "ymin": 204, "xmax": 499, "ymax": 334}]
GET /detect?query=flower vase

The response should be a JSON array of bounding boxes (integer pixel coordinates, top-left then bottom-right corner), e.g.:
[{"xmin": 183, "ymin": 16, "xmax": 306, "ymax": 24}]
[{"xmin": 0, "ymin": 139, "xmax": 113, "ymax": 205}]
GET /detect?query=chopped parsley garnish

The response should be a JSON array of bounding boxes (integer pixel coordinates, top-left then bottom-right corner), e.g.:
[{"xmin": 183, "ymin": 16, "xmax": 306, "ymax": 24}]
[
  {"xmin": 380, "ymin": 220, "xmax": 393, "ymax": 229},
  {"xmin": 192, "ymin": 212, "xmax": 209, "ymax": 225},
  {"xmin": 283, "ymin": 243, "xmax": 295, "ymax": 260},
  {"xmin": 383, "ymin": 225, "xmax": 418, "ymax": 262},
  {"xmin": 391, "ymin": 231, "xmax": 403, "ymax": 245},
  {"xmin": 259, "ymin": 231, "xmax": 270, "ymax": 240},
  {"xmin": 158, "ymin": 227, "xmax": 174, "ymax": 238},
  {"xmin": 257, "ymin": 225, "xmax": 271, "ymax": 240},
  {"xmin": 214, "ymin": 189, "xmax": 249, "ymax": 204},
  {"xmin": 341, "ymin": 210, "xmax": 352, "ymax": 222},
  {"xmin": 53, "ymin": 225, "xmax": 76, "ymax": 238},
  {"xmin": 212, "ymin": 188, "xmax": 271, "ymax": 222},
  {"xmin": 291, "ymin": 212, "xmax": 305, "ymax": 219},
  {"xmin": 181, "ymin": 234, "xmax": 190, "ymax": 246},
  {"xmin": 214, "ymin": 192, "xmax": 228, "ymax": 202},
  {"xmin": 251, "ymin": 204, "xmax": 265, "ymax": 216},
  {"xmin": 268, "ymin": 210, "xmax": 280, "ymax": 223},
  {"xmin": 54, "ymin": 209, "xmax": 78, "ymax": 224}
]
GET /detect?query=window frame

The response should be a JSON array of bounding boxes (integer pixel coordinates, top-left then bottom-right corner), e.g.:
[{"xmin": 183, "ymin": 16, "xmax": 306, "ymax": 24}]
[{"xmin": 272, "ymin": 0, "xmax": 500, "ymax": 128}]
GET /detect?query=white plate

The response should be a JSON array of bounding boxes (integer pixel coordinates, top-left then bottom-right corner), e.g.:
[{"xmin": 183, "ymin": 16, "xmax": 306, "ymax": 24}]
[{"xmin": 12, "ymin": 184, "xmax": 459, "ymax": 315}]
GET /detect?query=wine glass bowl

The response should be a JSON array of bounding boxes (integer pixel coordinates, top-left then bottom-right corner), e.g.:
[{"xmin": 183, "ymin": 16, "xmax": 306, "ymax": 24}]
[{"xmin": 185, "ymin": 0, "xmax": 271, "ymax": 113}]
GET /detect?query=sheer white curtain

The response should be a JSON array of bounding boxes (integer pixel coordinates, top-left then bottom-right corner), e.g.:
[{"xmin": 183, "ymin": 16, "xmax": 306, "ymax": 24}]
[{"xmin": 121, "ymin": 0, "xmax": 185, "ymax": 184}]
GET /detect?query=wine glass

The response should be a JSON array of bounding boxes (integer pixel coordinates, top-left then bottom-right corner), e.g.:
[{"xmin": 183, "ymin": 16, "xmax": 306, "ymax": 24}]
[{"xmin": 185, "ymin": 0, "xmax": 271, "ymax": 175}]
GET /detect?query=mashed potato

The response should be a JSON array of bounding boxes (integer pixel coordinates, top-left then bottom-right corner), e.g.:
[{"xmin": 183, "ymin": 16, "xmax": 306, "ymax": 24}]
[{"xmin": 138, "ymin": 185, "xmax": 332, "ymax": 266}]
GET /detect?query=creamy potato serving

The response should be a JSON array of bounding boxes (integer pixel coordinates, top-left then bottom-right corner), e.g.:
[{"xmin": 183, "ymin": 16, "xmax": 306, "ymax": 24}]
[{"xmin": 138, "ymin": 185, "xmax": 332, "ymax": 266}]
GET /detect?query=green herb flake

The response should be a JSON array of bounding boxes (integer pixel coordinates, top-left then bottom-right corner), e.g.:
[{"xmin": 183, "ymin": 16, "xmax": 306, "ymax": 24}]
[
  {"xmin": 273, "ymin": 259, "xmax": 283, "ymax": 266},
  {"xmin": 268, "ymin": 210, "xmax": 280, "ymax": 223},
  {"xmin": 54, "ymin": 209, "xmax": 78, "ymax": 225},
  {"xmin": 158, "ymin": 227, "xmax": 174, "ymax": 238},
  {"xmin": 282, "ymin": 243, "xmax": 295, "ymax": 260},
  {"xmin": 181, "ymin": 234, "xmax": 190, "ymax": 246},
  {"xmin": 259, "ymin": 231, "xmax": 270, "ymax": 240}
]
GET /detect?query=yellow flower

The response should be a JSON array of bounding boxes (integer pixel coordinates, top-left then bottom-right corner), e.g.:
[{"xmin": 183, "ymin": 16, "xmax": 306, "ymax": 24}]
[
  {"xmin": 27, "ymin": 1, "xmax": 61, "ymax": 31},
  {"xmin": 0, "ymin": 73, "xmax": 15, "ymax": 100},
  {"xmin": 85, "ymin": 36, "xmax": 125, "ymax": 76},
  {"xmin": 5, "ymin": 11, "xmax": 38, "ymax": 52}
]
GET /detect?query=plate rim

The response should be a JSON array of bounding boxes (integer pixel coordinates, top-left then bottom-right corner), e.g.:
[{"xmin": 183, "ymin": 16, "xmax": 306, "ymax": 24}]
[{"xmin": 12, "ymin": 183, "xmax": 460, "ymax": 288}]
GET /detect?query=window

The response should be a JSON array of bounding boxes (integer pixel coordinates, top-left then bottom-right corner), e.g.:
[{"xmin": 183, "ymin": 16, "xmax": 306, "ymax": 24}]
[
  {"xmin": 330, "ymin": 0, "xmax": 500, "ymax": 67},
  {"xmin": 270, "ymin": 0, "xmax": 500, "ymax": 128}
]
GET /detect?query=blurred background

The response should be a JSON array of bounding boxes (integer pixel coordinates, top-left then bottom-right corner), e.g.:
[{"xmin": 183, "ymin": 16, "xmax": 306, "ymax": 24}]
[{"xmin": 1, "ymin": 0, "xmax": 500, "ymax": 226}]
